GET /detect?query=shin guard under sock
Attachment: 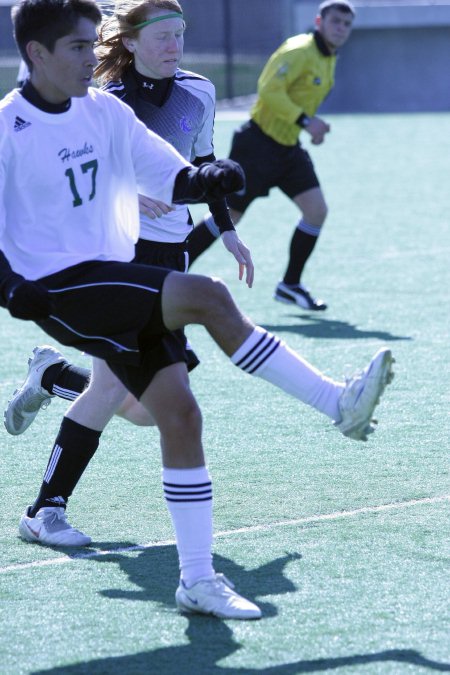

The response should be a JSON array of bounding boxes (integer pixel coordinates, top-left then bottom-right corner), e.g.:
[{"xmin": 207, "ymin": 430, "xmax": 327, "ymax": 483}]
[
  {"xmin": 283, "ymin": 220, "xmax": 321, "ymax": 285},
  {"xmin": 231, "ymin": 327, "xmax": 343, "ymax": 420},
  {"xmin": 30, "ymin": 417, "xmax": 101, "ymax": 516},
  {"xmin": 162, "ymin": 466, "xmax": 214, "ymax": 586},
  {"xmin": 42, "ymin": 363, "xmax": 91, "ymax": 401}
]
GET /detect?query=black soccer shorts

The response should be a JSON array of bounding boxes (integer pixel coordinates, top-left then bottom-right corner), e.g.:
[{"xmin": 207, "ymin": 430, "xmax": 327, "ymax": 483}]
[
  {"xmin": 37, "ymin": 259, "xmax": 189, "ymax": 398},
  {"xmin": 226, "ymin": 120, "xmax": 320, "ymax": 213}
]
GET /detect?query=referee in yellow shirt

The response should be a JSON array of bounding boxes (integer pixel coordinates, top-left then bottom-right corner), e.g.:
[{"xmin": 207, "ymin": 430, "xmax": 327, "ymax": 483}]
[{"xmin": 189, "ymin": 0, "xmax": 355, "ymax": 311}]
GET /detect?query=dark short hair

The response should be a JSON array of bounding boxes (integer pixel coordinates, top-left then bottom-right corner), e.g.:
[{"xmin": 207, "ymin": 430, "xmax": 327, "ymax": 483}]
[
  {"xmin": 319, "ymin": 0, "xmax": 355, "ymax": 18},
  {"xmin": 12, "ymin": 0, "xmax": 102, "ymax": 68}
]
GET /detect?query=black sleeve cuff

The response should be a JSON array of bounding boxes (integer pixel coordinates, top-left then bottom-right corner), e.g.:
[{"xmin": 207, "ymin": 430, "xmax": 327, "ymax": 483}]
[
  {"xmin": 192, "ymin": 156, "xmax": 235, "ymax": 232},
  {"xmin": 297, "ymin": 113, "xmax": 311, "ymax": 128},
  {"xmin": 192, "ymin": 153, "xmax": 216, "ymax": 167},
  {"xmin": 208, "ymin": 199, "xmax": 235, "ymax": 233}
]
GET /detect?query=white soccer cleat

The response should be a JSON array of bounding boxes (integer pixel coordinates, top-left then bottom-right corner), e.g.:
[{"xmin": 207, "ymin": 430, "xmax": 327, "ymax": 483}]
[
  {"xmin": 19, "ymin": 506, "xmax": 91, "ymax": 547},
  {"xmin": 175, "ymin": 573, "xmax": 262, "ymax": 620},
  {"xmin": 4, "ymin": 345, "xmax": 65, "ymax": 435},
  {"xmin": 335, "ymin": 348, "xmax": 394, "ymax": 441}
]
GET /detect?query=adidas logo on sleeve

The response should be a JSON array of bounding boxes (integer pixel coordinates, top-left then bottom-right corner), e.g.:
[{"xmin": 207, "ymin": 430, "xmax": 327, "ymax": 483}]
[{"xmin": 14, "ymin": 115, "xmax": 31, "ymax": 132}]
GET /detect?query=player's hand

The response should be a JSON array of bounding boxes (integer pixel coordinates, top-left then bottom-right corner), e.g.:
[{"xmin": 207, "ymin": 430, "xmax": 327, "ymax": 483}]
[
  {"xmin": 221, "ymin": 231, "xmax": 254, "ymax": 288},
  {"xmin": 198, "ymin": 160, "xmax": 245, "ymax": 200},
  {"xmin": 138, "ymin": 194, "xmax": 174, "ymax": 219},
  {"xmin": 7, "ymin": 279, "xmax": 54, "ymax": 321},
  {"xmin": 306, "ymin": 117, "xmax": 330, "ymax": 145}
]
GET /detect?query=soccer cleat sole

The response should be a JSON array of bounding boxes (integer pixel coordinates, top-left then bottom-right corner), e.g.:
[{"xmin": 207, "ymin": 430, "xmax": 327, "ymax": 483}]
[
  {"xmin": 4, "ymin": 391, "xmax": 52, "ymax": 435},
  {"xmin": 273, "ymin": 292, "xmax": 295, "ymax": 305},
  {"xmin": 18, "ymin": 518, "xmax": 92, "ymax": 547},
  {"xmin": 342, "ymin": 351, "xmax": 395, "ymax": 441},
  {"xmin": 274, "ymin": 289, "xmax": 327, "ymax": 311}
]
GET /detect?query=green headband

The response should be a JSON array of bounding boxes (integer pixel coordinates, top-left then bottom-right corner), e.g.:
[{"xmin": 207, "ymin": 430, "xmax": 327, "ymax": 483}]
[{"xmin": 133, "ymin": 13, "xmax": 183, "ymax": 30}]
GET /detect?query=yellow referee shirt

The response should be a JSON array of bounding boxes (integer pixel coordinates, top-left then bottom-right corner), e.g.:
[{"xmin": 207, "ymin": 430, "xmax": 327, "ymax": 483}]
[{"xmin": 251, "ymin": 32, "xmax": 336, "ymax": 146}]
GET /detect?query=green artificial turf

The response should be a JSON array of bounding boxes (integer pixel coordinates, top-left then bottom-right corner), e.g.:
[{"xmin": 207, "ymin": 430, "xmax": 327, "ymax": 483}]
[{"xmin": 0, "ymin": 112, "xmax": 449, "ymax": 674}]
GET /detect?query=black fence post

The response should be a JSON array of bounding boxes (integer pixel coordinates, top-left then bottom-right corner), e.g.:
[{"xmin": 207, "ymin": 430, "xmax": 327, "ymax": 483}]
[{"xmin": 222, "ymin": 0, "xmax": 234, "ymax": 100}]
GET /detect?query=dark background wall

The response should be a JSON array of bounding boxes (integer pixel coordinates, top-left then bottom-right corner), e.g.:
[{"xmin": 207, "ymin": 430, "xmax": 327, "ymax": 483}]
[
  {"xmin": 321, "ymin": 25, "xmax": 450, "ymax": 113},
  {"xmin": 1, "ymin": 0, "xmax": 450, "ymax": 111},
  {"xmin": 181, "ymin": 0, "xmax": 291, "ymax": 55},
  {"xmin": 1, "ymin": 5, "xmax": 16, "ymax": 55},
  {"xmin": 180, "ymin": 0, "xmax": 450, "ymax": 112}
]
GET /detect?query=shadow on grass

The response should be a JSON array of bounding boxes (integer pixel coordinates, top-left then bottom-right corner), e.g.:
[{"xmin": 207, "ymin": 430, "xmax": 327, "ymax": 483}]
[
  {"xmin": 96, "ymin": 546, "xmax": 301, "ymax": 618},
  {"xmin": 17, "ymin": 540, "xmax": 140, "ymax": 557},
  {"xmin": 33, "ymin": 633, "xmax": 450, "ymax": 674},
  {"xmin": 262, "ymin": 315, "xmax": 412, "ymax": 342},
  {"xmin": 31, "ymin": 545, "xmax": 449, "ymax": 674}
]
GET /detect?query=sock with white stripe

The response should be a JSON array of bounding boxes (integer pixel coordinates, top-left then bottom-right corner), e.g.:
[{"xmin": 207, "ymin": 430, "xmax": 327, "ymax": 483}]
[
  {"xmin": 231, "ymin": 327, "xmax": 344, "ymax": 420},
  {"xmin": 283, "ymin": 219, "xmax": 322, "ymax": 285},
  {"xmin": 29, "ymin": 417, "xmax": 101, "ymax": 517},
  {"xmin": 42, "ymin": 362, "xmax": 90, "ymax": 401},
  {"xmin": 162, "ymin": 466, "xmax": 214, "ymax": 587}
]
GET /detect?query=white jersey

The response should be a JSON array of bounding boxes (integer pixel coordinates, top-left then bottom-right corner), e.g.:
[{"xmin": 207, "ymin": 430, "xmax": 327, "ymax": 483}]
[
  {"xmin": 105, "ymin": 69, "xmax": 216, "ymax": 243},
  {"xmin": 0, "ymin": 87, "xmax": 190, "ymax": 280}
]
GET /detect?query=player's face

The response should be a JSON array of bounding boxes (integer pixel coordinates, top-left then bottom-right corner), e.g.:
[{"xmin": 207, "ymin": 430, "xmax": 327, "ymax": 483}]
[
  {"xmin": 124, "ymin": 12, "xmax": 185, "ymax": 79},
  {"xmin": 316, "ymin": 9, "xmax": 353, "ymax": 52},
  {"xmin": 28, "ymin": 18, "xmax": 98, "ymax": 103}
]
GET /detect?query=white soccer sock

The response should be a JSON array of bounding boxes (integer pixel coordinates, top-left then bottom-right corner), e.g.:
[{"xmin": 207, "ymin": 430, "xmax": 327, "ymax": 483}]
[
  {"xmin": 162, "ymin": 466, "xmax": 214, "ymax": 587},
  {"xmin": 231, "ymin": 326, "xmax": 344, "ymax": 420}
]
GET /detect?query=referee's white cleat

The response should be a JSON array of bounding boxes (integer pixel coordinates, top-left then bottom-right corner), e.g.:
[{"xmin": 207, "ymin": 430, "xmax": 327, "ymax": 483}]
[
  {"xmin": 175, "ymin": 573, "xmax": 262, "ymax": 620},
  {"xmin": 19, "ymin": 506, "xmax": 91, "ymax": 547},
  {"xmin": 4, "ymin": 345, "xmax": 64, "ymax": 435},
  {"xmin": 335, "ymin": 348, "xmax": 395, "ymax": 441}
]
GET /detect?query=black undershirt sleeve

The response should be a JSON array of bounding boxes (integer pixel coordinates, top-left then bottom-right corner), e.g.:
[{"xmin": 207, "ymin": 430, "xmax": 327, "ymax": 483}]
[{"xmin": 193, "ymin": 154, "xmax": 235, "ymax": 233}]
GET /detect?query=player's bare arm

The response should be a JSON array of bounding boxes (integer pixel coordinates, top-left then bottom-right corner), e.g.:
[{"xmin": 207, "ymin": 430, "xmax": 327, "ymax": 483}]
[
  {"xmin": 138, "ymin": 194, "xmax": 174, "ymax": 219},
  {"xmin": 221, "ymin": 231, "xmax": 254, "ymax": 288}
]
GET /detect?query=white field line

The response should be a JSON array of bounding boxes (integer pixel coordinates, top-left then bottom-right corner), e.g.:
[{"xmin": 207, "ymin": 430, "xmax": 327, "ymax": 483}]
[{"xmin": 1, "ymin": 495, "xmax": 448, "ymax": 574}]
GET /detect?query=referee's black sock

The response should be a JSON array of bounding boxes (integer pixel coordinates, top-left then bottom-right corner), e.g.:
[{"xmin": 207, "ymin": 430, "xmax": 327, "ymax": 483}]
[
  {"xmin": 29, "ymin": 417, "xmax": 101, "ymax": 516},
  {"xmin": 188, "ymin": 220, "xmax": 218, "ymax": 267},
  {"xmin": 42, "ymin": 362, "xmax": 91, "ymax": 401},
  {"xmin": 283, "ymin": 220, "xmax": 321, "ymax": 285}
]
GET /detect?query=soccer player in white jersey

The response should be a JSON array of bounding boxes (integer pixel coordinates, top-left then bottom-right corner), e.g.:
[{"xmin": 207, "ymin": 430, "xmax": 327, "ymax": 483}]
[
  {"xmin": 5, "ymin": 2, "xmax": 253, "ymax": 429},
  {"xmin": 1, "ymin": 0, "xmax": 394, "ymax": 620}
]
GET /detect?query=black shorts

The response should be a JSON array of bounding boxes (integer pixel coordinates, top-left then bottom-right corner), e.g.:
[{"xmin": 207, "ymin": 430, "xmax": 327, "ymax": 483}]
[
  {"xmin": 227, "ymin": 120, "xmax": 320, "ymax": 213},
  {"xmin": 134, "ymin": 238, "xmax": 189, "ymax": 272},
  {"xmin": 37, "ymin": 258, "xmax": 192, "ymax": 399},
  {"xmin": 134, "ymin": 238, "xmax": 199, "ymax": 373}
]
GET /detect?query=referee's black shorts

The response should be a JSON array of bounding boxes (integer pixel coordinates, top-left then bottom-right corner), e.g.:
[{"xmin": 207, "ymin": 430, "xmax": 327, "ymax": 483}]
[
  {"xmin": 37, "ymin": 256, "xmax": 194, "ymax": 399},
  {"xmin": 226, "ymin": 120, "xmax": 320, "ymax": 213}
]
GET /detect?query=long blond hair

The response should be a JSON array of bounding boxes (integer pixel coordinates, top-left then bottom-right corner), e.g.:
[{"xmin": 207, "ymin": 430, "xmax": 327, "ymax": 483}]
[{"xmin": 95, "ymin": 0, "xmax": 184, "ymax": 84}]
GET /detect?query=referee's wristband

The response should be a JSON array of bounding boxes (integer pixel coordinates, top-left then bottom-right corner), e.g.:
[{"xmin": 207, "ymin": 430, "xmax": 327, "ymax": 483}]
[{"xmin": 297, "ymin": 113, "xmax": 311, "ymax": 129}]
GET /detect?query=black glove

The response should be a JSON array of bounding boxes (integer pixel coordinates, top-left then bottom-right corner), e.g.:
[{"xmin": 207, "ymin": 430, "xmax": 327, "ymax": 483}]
[
  {"xmin": 173, "ymin": 160, "xmax": 245, "ymax": 204},
  {"xmin": 197, "ymin": 160, "xmax": 245, "ymax": 200},
  {"xmin": 6, "ymin": 277, "xmax": 54, "ymax": 321}
]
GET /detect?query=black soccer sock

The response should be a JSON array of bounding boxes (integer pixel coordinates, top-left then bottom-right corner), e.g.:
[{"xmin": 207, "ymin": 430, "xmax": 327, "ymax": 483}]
[
  {"xmin": 29, "ymin": 417, "xmax": 101, "ymax": 516},
  {"xmin": 41, "ymin": 362, "xmax": 91, "ymax": 401},
  {"xmin": 188, "ymin": 221, "xmax": 218, "ymax": 267},
  {"xmin": 282, "ymin": 220, "xmax": 321, "ymax": 286}
]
